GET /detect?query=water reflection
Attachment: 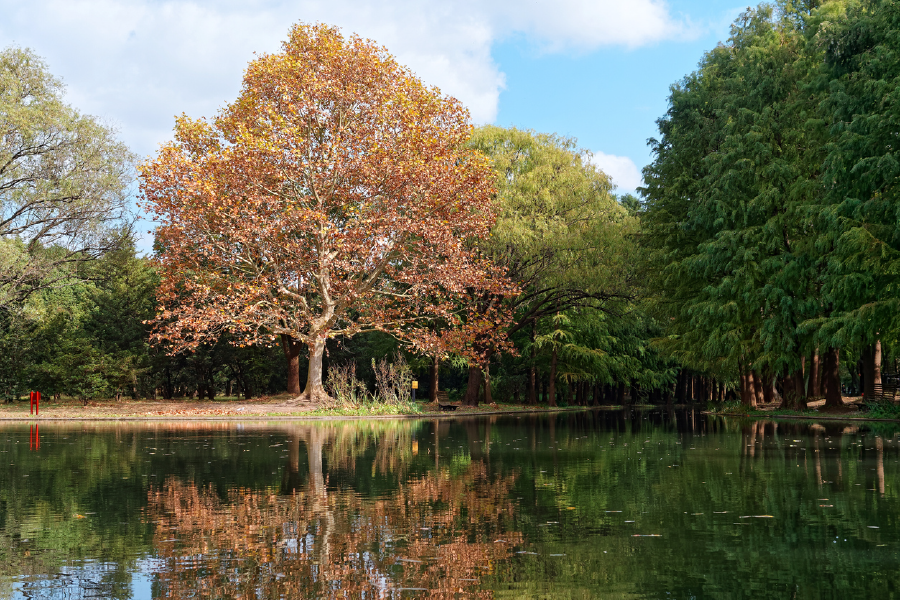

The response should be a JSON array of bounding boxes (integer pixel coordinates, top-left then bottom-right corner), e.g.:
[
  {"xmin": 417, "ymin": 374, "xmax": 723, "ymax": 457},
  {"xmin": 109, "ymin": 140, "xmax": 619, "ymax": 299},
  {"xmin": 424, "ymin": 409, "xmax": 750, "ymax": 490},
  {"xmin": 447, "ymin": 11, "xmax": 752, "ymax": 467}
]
[
  {"xmin": 147, "ymin": 423, "xmax": 522, "ymax": 598},
  {"xmin": 1, "ymin": 411, "xmax": 900, "ymax": 599}
]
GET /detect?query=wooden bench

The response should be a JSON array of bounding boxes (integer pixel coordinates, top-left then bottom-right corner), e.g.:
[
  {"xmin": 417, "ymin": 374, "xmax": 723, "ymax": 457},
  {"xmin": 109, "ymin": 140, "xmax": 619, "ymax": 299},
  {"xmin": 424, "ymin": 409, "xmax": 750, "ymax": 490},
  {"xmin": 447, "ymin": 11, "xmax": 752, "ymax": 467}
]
[
  {"xmin": 858, "ymin": 375, "xmax": 899, "ymax": 411},
  {"xmin": 433, "ymin": 391, "xmax": 459, "ymax": 410},
  {"xmin": 874, "ymin": 375, "xmax": 900, "ymax": 401}
]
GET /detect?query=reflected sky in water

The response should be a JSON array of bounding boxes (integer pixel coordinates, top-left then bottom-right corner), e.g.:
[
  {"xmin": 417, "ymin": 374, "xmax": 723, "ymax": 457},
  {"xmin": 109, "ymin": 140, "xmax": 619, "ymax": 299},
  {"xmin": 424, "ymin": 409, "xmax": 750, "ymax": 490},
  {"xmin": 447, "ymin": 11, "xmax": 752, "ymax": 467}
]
[{"xmin": 1, "ymin": 409, "xmax": 899, "ymax": 599}]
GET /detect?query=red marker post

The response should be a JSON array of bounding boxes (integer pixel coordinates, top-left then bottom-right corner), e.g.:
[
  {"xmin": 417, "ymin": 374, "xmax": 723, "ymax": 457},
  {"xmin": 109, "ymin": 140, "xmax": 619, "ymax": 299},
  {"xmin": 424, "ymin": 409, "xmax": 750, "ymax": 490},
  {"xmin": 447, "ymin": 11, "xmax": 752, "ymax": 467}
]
[{"xmin": 30, "ymin": 391, "xmax": 40, "ymax": 416}]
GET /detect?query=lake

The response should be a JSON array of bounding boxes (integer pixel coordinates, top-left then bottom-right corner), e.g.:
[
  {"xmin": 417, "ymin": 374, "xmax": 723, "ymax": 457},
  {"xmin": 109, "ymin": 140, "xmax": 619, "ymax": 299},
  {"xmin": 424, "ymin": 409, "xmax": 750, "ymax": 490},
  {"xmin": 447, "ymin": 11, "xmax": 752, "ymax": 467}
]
[{"xmin": 1, "ymin": 408, "xmax": 898, "ymax": 599}]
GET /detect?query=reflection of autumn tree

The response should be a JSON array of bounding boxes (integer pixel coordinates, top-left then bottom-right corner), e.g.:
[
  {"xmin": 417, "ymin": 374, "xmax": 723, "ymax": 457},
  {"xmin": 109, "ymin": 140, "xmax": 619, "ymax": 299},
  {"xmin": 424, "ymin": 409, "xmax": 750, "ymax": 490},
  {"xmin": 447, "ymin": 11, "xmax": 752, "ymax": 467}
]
[
  {"xmin": 146, "ymin": 427, "xmax": 522, "ymax": 598},
  {"xmin": 281, "ymin": 422, "xmax": 421, "ymax": 495}
]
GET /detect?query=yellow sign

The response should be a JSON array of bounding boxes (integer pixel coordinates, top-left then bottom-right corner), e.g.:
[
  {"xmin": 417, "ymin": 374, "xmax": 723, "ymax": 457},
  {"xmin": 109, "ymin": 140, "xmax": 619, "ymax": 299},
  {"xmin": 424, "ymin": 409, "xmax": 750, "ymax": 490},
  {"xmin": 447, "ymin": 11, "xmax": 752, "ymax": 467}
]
[{"xmin": 412, "ymin": 381, "xmax": 418, "ymax": 389}]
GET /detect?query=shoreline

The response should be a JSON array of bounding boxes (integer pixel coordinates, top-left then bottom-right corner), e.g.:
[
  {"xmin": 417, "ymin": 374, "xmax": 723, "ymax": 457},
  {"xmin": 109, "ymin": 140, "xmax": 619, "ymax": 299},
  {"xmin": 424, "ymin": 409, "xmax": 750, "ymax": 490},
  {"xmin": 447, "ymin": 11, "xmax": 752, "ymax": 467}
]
[
  {"xmin": 704, "ymin": 395, "xmax": 900, "ymax": 424},
  {"xmin": 0, "ymin": 404, "xmax": 596, "ymax": 423},
  {"xmin": 708, "ymin": 411, "xmax": 900, "ymax": 423}
]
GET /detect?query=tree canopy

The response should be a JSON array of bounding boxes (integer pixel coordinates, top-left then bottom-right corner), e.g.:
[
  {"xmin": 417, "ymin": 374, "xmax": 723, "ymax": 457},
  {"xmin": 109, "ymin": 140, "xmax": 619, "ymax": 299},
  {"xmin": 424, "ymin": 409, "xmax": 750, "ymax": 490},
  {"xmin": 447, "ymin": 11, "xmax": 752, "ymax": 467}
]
[
  {"xmin": 142, "ymin": 24, "xmax": 506, "ymax": 402},
  {"xmin": 0, "ymin": 47, "xmax": 133, "ymax": 309}
]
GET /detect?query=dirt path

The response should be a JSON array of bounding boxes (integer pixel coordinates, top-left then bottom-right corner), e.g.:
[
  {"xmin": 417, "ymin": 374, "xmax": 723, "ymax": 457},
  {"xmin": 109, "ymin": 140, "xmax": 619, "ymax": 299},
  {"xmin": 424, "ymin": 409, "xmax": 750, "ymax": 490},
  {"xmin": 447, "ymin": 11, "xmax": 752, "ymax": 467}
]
[
  {"xmin": 0, "ymin": 395, "xmax": 318, "ymax": 420},
  {"xmin": 0, "ymin": 395, "xmax": 595, "ymax": 421}
]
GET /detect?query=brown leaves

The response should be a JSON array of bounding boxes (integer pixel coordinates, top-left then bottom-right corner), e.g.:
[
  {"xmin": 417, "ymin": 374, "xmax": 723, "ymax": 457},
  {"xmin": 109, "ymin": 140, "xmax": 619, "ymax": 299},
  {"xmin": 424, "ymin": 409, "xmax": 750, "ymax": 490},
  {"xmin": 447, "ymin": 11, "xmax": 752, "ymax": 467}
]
[{"xmin": 141, "ymin": 23, "xmax": 506, "ymax": 358}]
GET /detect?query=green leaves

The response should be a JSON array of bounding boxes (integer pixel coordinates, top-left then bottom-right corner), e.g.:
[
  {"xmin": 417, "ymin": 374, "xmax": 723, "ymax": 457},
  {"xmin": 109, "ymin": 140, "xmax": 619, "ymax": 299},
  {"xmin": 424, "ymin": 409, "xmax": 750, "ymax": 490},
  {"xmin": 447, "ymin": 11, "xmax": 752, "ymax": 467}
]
[
  {"xmin": 816, "ymin": 0, "xmax": 900, "ymax": 345},
  {"xmin": 643, "ymin": 3, "xmax": 830, "ymax": 371},
  {"xmin": 0, "ymin": 47, "xmax": 134, "ymax": 309}
]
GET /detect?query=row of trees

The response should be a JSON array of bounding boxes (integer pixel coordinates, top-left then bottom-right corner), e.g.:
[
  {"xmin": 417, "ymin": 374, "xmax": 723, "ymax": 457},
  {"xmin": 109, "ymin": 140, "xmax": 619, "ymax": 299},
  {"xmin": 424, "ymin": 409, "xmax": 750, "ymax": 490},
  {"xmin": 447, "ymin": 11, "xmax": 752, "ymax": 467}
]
[
  {"xmin": 638, "ymin": 0, "xmax": 900, "ymax": 408},
  {"xmin": 0, "ymin": 244, "xmax": 292, "ymax": 401},
  {"xmin": 137, "ymin": 24, "xmax": 676, "ymax": 406},
  {"xmin": 6, "ymin": 3, "xmax": 899, "ymax": 407},
  {"xmin": 0, "ymin": 34, "xmax": 673, "ymax": 404}
]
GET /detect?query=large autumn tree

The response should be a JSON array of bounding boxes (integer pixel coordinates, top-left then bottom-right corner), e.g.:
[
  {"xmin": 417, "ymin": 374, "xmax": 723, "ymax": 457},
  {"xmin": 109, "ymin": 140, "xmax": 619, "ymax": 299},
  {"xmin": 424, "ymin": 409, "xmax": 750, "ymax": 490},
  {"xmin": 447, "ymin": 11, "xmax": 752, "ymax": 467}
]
[{"xmin": 141, "ymin": 24, "xmax": 498, "ymax": 402}]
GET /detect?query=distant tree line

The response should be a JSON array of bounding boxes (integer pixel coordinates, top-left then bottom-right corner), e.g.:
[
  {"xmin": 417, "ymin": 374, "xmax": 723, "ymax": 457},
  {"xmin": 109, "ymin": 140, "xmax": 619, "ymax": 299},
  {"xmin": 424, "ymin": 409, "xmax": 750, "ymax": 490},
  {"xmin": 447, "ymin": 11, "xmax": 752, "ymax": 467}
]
[{"xmin": 6, "ymin": 2, "xmax": 900, "ymax": 407}]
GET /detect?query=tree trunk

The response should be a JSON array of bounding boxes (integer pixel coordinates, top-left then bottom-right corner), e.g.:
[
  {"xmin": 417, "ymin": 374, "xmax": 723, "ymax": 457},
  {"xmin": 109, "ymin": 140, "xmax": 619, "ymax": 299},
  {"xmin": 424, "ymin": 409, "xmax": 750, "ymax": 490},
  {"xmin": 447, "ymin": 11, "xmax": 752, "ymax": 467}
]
[
  {"xmin": 281, "ymin": 334, "xmax": 303, "ymax": 396},
  {"xmin": 794, "ymin": 368, "xmax": 806, "ymax": 407},
  {"xmin": 807, "ymin": 349, "xmax": 820, "ymax": 398},
  {"xmin": 548, "ymin": 347, "xmax": 558, "ymax": 407},
  {"xmin": 527, "ymin": 365, "xmax": 536, "ymax": 404},
  {"xmin": 463, "ymin": 366, "xmax": 482, "ymax": 406},
  {"xmin": 429, "ymin": 356, "xmax": 439, "ymax": 402},
  {"xmin": 862, "ymin": 344, "xmax": 875, "ymax": 400},
  {"xmin": 762, "ymin": 372, "xmax": 774, "ymax": 405},
  {"xmin": 298, "ymin": 336, "xmax": 328, "ymax": 402},
  {"xmin": 528, "ymin": 321, "xmax": 537, "ymax": 404},
  {"xmin": 823, "ymin": 347, "xmax": 843, "ymax": 408},
  {"xmin": 862, "ymin": 340, "xmax": 883, "ymax": 399},
  {"xmin": 875, "ymin": 339, "xmax": 882, "ymax": 394},
  {"xmin": 483, "ymin": 368, "xmax": 492, "ymax": 404},
  {"xmin": 855, "ymin": 359, "xmax": 864, "ymax": 396},
  {"xmin": 780, "ymin": 369, "xmax": 807, "ymax": 410},
  {"xmin": 616, "ymin": 382, "xmax": 626, "ymax": 405},
  {"xmin": 739, "ymin": 371, "xmax": 754, "ymax": 408},
  {"xmin": 751, "ymin": 371, "xmax": 765, "ymax": 406}
]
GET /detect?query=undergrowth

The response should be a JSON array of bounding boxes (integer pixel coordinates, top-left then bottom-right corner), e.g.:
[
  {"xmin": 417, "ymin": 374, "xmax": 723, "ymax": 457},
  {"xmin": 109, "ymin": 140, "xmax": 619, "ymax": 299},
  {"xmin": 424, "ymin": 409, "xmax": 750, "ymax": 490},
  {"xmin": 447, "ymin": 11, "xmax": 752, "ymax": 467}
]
[
  {"xmin": 863, "ymin": 402, "xmax": 900, "ymax": 420},
  {"xmin": 706, "ymin": 401, "xmax": 747, "ymax": 415},
  {"xmin": 323, "ymin": 354, "xmax": 420, "ymax": 414},
  {"xmin": 303, "ymin": 402, "xmax": 424, "ymax": 417}
]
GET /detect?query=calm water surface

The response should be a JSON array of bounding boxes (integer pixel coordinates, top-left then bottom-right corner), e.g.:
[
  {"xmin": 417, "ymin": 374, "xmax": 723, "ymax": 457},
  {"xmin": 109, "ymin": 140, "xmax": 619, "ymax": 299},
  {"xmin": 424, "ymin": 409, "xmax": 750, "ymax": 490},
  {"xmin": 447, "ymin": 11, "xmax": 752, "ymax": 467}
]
[{"xmin": 1, "ymin": 409, "xmax": 899, "ymax": 599}]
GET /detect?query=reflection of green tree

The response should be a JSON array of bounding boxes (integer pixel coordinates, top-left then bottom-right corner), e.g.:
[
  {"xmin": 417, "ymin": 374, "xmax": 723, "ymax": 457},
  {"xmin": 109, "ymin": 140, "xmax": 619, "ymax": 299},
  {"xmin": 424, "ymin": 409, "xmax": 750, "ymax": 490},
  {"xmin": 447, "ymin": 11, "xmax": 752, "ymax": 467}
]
[{"xmin": 479, "ymin": 413, "xmax": 900, "ymax": 599}]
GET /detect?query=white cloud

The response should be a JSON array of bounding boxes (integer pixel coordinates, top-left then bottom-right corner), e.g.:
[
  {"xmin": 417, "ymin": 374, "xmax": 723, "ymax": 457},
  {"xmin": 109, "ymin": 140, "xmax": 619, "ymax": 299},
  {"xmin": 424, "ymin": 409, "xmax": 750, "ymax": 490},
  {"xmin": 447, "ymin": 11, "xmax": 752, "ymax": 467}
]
[
  {"xmin": 489, "ymin": 0, "xmax": 687, "ymax": 50},
  {"xmin": 0, "ymin": 0, "xmax": 689, "ymax": 159},
  {"xmin": 590, "ymin": 151, "xmax": 643, "ymax": 193}
]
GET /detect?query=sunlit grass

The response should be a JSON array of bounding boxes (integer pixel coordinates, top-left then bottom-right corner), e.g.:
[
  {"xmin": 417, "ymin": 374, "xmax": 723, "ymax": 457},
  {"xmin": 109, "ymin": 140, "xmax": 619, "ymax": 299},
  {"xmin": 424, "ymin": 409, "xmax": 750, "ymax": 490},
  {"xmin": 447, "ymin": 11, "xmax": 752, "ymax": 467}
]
[{"xmin": 303, "ymin": 402, "xmax": 425, "ymax": 417}]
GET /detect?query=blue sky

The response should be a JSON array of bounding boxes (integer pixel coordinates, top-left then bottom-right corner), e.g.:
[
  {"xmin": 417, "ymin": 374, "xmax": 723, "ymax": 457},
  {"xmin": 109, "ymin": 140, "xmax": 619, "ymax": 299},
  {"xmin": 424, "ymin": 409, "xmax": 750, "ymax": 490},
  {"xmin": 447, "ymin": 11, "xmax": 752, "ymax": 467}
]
[
  {"xmin": 493, "ymin": 1, "xmax": 743, "ymax": 192},
  {"xmin": 1, "ymin": 0, "xmax": 749, "ymax": 203}
]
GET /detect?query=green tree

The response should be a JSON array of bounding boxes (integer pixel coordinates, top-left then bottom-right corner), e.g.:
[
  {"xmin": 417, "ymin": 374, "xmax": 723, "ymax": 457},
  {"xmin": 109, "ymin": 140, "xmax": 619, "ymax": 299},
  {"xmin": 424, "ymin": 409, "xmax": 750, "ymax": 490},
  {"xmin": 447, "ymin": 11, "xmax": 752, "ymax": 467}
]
[
  {"xmin": 640, "ymin": 2, "xmax": 841, "ymax": 408},
  {"xmin": 467, "ymin": 126, "xmax": 637, "ymax": 404},
  {"xmin": 806, "ymin": 0, "xmax": 900, "ymax": 399},
  {"xmin": 0, "ymin": 47, "xmax": 134, "ymax": 308}
]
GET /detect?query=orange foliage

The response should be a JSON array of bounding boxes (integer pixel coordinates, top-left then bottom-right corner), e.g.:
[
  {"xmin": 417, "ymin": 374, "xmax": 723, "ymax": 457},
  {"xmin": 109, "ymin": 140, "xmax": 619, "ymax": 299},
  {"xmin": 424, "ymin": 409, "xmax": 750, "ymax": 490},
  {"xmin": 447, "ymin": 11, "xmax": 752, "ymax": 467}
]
[
  {"xmin": 141, "ymin": 24, "xmax": 510, "ymax": 392},
  {"xmin": 146, "ymin": 462, "xmax": 522, "ymax": 598}
]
